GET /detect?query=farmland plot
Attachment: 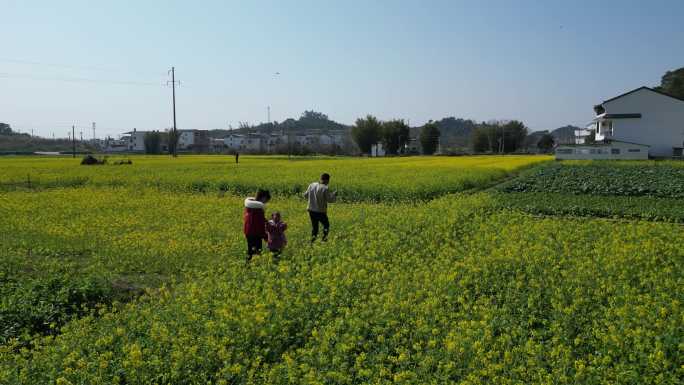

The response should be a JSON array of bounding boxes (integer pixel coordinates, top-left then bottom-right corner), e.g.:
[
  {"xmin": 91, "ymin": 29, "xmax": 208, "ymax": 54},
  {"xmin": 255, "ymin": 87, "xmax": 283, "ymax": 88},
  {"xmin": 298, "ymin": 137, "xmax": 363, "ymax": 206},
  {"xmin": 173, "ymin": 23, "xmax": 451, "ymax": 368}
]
[
  {"xmin": 496, "ymin": 161, "xmax": 684, "ymax": 222},
  {"xmin": 0, "ymin": 156, "xmax": 681, "ymax": 384}
]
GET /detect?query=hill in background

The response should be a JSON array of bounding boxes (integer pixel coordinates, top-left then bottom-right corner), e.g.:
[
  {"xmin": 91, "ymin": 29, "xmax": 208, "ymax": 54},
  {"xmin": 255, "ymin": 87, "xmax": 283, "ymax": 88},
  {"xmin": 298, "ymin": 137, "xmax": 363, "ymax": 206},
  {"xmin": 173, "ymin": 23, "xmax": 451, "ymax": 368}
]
[
  {"xmin": 0, "ymin": 123, "xmax": 95, "ymax": 153},
  {"xmin": 208, "ymin": 111, "xmax": 349, "ymax": 138},
  {"xmin": 550, "ymin": 125, "xmax": 580, "ymax": 145}
]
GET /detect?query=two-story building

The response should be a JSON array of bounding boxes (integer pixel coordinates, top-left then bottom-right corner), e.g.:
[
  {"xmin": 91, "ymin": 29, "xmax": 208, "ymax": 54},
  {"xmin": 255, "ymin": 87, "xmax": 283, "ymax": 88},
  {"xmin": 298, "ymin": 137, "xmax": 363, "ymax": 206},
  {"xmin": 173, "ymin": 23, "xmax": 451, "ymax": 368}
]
[
  {"xmin": 224, "ymin": 133, "xmax": 246, "ymax": 151},
  {"xmin": 561, "ymin": 87, "xmax": 684, "ymax": 159},
  {"xmin": 178, "ymin": 130, "xmax": 210, "ymax": 152},
  {"xmin": 121, "ymin": 128, "xmax": 147, "ymax": 152}
]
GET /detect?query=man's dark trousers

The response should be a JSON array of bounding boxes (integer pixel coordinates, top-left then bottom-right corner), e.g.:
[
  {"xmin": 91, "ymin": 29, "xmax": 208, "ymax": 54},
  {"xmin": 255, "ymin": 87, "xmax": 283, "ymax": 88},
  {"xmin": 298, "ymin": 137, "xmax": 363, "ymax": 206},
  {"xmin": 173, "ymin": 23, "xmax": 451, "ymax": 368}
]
[{"xmin": 309, "ymin": 210, "xmax": 329, "ymax": 242}]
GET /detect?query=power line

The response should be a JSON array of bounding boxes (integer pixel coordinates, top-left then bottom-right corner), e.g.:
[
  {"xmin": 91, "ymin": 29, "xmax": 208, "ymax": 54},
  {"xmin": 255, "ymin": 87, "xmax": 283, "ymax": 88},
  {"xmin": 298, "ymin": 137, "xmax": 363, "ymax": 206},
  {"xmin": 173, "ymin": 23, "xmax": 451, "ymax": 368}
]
[
  {"xmin": 0, "ymin": 72, "xmax": 163, "ymax": 87},
  {"xmin": 0, "ymin": 57, "xmax": 166, "ymax": 77}
]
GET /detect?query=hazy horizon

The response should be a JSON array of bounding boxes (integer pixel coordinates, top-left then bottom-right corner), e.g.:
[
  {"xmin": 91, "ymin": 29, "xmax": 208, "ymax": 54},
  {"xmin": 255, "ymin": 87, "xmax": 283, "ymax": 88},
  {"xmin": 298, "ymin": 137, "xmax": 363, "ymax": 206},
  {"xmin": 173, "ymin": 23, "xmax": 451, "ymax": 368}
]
[{"xmin": 2, "ymin": 0, "xmax": 683, "ymax": 139}]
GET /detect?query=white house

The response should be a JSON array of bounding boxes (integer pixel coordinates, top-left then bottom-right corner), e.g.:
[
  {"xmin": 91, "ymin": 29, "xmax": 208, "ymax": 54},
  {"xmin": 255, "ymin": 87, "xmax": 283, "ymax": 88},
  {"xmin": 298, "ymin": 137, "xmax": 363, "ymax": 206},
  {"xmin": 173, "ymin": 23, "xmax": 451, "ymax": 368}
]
[
  {"xmin": 104, "ymin": 137, "xmax": 129, "ymax": 152},
  {"xmin": 121, "ymin": 129, "xmax": 147, "ymax": 152},
  {"xmin": 209, "ymin": 138, "xmax": 226, "ymax": 153},
  {"xmin": 224, "ymin": 133, "xmax": 266, "ymax": 152},
  {"xmin": 244, "ymin": 133, "xmax": 265, "ymax": 152},
  {"xmin": 178, "ymin": 130, "xmax": 195, "ymax": 150},
  {"xmin": 177, "ymin": 129, "xmax": 210, "ymax": 152},
  {"xmin": 573, "ymin": 86, "xmax": 684, "ymax": 158},
  {"xmin": 223, "ymin": 130, "xmax": 350, "ymax": 154},
  {"xmin": 224, "ymin": 134, "xmax": 246, "ymax": 151}
]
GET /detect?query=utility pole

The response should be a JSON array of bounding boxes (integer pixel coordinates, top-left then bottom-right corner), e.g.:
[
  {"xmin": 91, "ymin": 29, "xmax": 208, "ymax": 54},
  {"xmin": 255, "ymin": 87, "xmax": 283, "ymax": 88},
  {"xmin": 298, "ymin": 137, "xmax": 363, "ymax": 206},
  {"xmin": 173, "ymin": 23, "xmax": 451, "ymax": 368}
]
[
  {"xmin": 92, "ymin": 122, "xmax": 96, "ymax": 140},
  {"xmin": 72, "ymin": 125, "xmax": 76, "ymax": 158},
  {"xmin": 288, "ymin": 128, "xmax": 292, "ymax": 160},
  {"xmin": 80, "ymin": 131, "xmax": 83, "ymax": 141},
  {"xmin": 168, "ymin": 67, "xmax": 180, "ymax": 157},
  {"xmin": 267, "ymin": 106, "xmax": 271, "ymax": 124}
]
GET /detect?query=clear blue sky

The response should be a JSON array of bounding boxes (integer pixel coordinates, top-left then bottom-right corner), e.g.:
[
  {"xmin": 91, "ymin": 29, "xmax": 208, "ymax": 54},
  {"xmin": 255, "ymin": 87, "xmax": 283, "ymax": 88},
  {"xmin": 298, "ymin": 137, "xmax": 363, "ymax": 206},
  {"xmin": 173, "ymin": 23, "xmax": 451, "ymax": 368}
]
[{"xmin": 2, "ymin": 0, "xmax": 683, "ymax": 138}]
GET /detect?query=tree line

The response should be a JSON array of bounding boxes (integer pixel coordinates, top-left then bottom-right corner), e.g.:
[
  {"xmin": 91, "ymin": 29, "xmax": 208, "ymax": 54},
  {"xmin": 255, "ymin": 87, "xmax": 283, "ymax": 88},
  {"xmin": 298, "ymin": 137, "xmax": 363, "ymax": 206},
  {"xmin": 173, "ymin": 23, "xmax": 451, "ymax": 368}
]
[
  {"xmin": 350, "ymin": 116, "xmax": 542, "ymax": 155},
  {"xmin": 351, "ymin": 116, "xmax": 444, "ymax": 155},
  {"xmin": 143, "ymin": 130, "xmax": 179, "ymax": 155}
]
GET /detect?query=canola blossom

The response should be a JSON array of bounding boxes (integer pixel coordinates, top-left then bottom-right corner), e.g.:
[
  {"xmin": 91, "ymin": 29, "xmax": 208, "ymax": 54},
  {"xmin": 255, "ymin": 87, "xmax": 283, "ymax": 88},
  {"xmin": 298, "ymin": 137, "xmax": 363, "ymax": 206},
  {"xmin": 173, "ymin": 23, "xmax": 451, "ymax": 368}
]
[
  {"xmin": 0, "ymin": 155, "xmax": 548, "ymax": 201},
  {"xmin": 0, "ymin": 156, "xmax": 682, "ymax": 384}
]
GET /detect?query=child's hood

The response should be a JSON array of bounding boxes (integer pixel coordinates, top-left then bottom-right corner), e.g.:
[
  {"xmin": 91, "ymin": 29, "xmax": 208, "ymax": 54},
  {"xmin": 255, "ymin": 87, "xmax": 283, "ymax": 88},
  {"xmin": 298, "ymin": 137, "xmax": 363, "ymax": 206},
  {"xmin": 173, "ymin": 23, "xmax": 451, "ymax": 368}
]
[
  {"xmin": 244, "ymin": 198, "xmax": 264, "ymax": 209},
  {"xmin": 267, "ymin": 219, "xmax": 286, "ymax": 229}
]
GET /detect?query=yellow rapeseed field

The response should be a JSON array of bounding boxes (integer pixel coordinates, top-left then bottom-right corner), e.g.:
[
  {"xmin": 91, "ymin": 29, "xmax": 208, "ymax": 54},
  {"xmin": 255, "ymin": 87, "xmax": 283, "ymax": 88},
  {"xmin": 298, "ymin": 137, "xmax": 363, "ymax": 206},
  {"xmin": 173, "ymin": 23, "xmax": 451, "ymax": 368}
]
[{"xmin": 1, "ymin": 155, "xmax": 681, "ymax": 384}]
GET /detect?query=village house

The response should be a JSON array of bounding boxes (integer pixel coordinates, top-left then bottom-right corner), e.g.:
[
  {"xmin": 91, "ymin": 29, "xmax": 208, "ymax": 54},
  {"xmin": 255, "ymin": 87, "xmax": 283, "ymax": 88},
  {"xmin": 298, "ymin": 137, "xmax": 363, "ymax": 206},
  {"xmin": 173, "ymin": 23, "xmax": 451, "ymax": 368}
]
[
  {"xmin": 103, "ymin": 137, "xmax": 129, "ymax": 152},
  {"xmin": 224, "ymin": 133, "xmax": 246, "ymax": 151},
  {"xmin": 223, "ymin": 130, "xmax": 348, "ymax": 154},
  {"xmin": 121, "ymin": 128, "xmax": 147, "ymax": 152},
  {"xmin": 209, "ymin": 138, "xmax": 226, "ymax": 153},
  {"xmin": 178, "ymin": 130, "xmax": 210, "ymax": 152},
  {"xmin": 560, "ymin": 87, "xmax": 684, "ymax": 159}
]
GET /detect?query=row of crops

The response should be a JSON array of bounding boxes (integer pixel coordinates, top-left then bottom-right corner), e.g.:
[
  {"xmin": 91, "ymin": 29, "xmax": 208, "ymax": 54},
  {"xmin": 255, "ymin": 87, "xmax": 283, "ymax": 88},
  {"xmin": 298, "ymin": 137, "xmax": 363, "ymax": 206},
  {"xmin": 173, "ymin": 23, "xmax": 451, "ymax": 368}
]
[
  {"xmin": 496, "ymin": 161, "xmax": 684, "ymax": 222},
  {"xmin": 1, "ymin": 156, "xmax": 682, "ymax": 383},
  {"xmin": 0, "ymin": 155, "xmax": 547, "ymax": 202},
  {"xmin": 499, "ymin": 161, "xmax": 684, "ymax": 198}
]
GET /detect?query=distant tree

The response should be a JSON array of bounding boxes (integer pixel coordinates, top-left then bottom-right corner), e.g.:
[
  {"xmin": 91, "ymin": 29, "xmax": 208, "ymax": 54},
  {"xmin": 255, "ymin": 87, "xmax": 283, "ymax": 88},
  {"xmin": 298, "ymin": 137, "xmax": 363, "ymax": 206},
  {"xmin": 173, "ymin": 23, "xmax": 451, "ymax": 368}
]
[
  {"xmin": 654, "ymin": 66, "xmax": 684, "ymax": 99},
  {"xmin": 300, "ymin": 110, "xmax": 329, "ymax": 121},
  {"xmin": 351, "ymin": 115, "xmax": 381, "ymax": 155},
  {"xmin": 431, "ymin": 117, "xmax": 477, "ymax": 151},
  {"xmin": 380, "ymin": 119, "xmax": 410, "ymax": 155},
  {"xmin": 471, "ymin": 120, "xmax": 528, "ymax": 153},
  {"xmin": 537, "ymin": 133, "xmax": 555, "ymax": 153},
  {"xmin": 144, "ymin": 132, "xmax": 162, "ymax": 154},
  {"xmin": 0, "ymin": 123, "xmax": 12, "ymax": 135},
  {"xmin": 471, "ymin": 123, "xmax": 495, "ymax": 152},
  {"xmin": 585, "ymin": 129, "xmax": 596, "ymax": 144},
  {"xmin": 238, "ymin": 121, "xmax": 252, "ymax": 130},
  {"xmin": 502, "ymin": 120, "xmax": 528, "ymax": 153},
  {"xmin": 419, "ymin": 121, "xmax": 440, "ymax": 155},
  {"xmin": 298, "ymin": 110, "xmax": 346, "ymax": 132}
]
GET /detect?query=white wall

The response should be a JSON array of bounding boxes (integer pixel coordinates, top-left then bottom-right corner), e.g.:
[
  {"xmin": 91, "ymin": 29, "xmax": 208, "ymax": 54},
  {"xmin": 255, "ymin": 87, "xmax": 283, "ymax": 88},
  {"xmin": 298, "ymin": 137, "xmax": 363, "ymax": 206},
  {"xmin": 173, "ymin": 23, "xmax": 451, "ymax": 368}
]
[
  {"xmin": 556, "ymin": 141, "xmax": 649, "ymax": 160},
  {"xmin": 178, "ymin": 131, "xmax": 194, "ymax": 149},
  {"xmin": 128, "ymin": 132, "xmax": 146, "ymax": 151},
  {"xmin": 223, "ymin": 135, "xmax": 245, "ymax": 150},
  {"xmin": 602, "ymin": 88, "xmax": 684, "ymax": 157}
]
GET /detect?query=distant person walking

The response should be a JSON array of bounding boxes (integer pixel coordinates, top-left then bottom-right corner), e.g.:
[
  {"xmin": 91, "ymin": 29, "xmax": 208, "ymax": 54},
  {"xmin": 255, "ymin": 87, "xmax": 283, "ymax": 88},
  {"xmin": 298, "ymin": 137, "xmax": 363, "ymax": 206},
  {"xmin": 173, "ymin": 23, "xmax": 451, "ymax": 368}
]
[
  {"xmin": 235, "ymin": 152, "xmax": 239, "ymax": 164},
  {"xmin": 243, "ymin": 189, "xmax": 271, "ymax": 263},
  {"xmin": 304, "ymin": 173, "xmax": 336, "ymax": 242}
]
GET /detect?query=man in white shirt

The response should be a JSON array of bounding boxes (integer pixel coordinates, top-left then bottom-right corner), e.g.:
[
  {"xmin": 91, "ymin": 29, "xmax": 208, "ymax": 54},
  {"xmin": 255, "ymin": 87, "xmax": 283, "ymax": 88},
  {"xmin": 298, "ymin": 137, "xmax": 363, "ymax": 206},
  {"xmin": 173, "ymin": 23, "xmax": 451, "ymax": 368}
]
[{"xmin": 303, "ymin": 173, "xmax": 336, "ymax": 242}]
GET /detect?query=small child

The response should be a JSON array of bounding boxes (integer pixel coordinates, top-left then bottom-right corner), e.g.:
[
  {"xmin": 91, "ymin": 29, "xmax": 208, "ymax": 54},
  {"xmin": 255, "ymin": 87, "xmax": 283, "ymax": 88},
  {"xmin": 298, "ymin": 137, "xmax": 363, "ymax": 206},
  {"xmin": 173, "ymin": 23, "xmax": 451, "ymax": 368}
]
[{"xmin": 265, "ymin": 212, "xmax": 287, "ymax": 256}]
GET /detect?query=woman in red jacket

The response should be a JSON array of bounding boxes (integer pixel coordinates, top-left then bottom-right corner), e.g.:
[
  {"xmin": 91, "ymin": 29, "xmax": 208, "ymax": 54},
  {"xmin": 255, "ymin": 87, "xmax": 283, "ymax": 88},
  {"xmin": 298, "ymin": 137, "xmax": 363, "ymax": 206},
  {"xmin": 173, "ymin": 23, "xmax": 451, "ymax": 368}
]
[{"xmin": 243, "ymin": 189, "xmax": 271, "ymax": 263}]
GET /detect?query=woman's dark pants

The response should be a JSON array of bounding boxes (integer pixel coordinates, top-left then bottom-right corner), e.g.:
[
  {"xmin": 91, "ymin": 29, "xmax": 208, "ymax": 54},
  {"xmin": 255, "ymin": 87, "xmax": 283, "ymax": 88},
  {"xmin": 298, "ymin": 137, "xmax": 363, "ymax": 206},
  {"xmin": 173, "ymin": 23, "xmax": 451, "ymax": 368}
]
[{"xmin": 246, "ymin": 235, "xmax": 262, "ymax": 261}]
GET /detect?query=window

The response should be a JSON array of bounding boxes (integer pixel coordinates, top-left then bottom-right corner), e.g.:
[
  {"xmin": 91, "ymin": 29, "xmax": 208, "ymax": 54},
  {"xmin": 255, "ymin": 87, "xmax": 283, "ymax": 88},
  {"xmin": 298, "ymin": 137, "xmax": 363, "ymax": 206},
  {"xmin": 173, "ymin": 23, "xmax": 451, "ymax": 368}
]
[
  {"xmin": 628, "ymin": 149, "xmax": 641, "ymax": 153},
  {"xmin": 611, "ymin": 148, "xmax": 620, "ymax": 154},
  {"xmin": 599, "ymin": 120, "xmax": 613, "ymax": 136}
]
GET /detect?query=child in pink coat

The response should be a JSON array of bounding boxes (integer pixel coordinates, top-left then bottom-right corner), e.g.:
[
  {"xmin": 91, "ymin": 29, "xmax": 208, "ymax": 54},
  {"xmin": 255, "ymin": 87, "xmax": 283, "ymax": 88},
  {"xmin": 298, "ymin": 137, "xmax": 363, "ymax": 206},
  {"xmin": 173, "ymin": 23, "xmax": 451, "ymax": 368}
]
[{"xmin": 266, "ymin": 212, "xmax": 287, "ymax": 256}]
